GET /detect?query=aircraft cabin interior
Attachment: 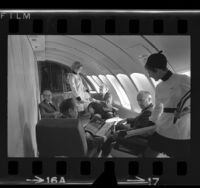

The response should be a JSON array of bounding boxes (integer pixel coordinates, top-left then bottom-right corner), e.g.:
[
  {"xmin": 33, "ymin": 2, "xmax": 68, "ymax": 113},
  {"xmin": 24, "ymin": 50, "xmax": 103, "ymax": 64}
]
[{"xmin": 8, "ymin": 35, "xmax": 190, "ymax": 158}]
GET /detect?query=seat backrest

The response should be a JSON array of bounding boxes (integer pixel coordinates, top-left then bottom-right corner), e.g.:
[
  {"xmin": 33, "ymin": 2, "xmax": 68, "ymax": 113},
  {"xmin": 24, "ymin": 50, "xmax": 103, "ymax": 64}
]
[
  {"xmin": 36, "ymin": 118, "xmax": 88, "ymax": 157},
  {"xmin": 52, "ymin": 95, "xmax": 65, "ymax": 110}
]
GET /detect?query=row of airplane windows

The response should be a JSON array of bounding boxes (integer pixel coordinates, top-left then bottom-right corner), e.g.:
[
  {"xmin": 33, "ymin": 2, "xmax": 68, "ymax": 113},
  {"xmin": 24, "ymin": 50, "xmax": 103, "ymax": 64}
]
[
  {"xmin": 87, "ymin": 71, "xmax": 190, "ymax": 112},
  {"xmin": 87, "ymin": 73, "xmax": 155, "ymax": 112}
]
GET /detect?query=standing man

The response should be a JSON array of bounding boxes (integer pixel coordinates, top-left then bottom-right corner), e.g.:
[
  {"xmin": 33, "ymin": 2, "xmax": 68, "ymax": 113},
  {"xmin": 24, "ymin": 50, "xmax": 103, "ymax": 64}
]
[
  {"xmin": 144, "ymin": 51, "xmax": 190, "ymax": 158},
  {"xmin": 68, "ymin": 61, "xmax": 91, "ymax": 112}
]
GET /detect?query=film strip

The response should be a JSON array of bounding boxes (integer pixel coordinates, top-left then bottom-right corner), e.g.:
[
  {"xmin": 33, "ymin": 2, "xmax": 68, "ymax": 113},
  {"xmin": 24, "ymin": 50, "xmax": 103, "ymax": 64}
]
[{"xmin": 0, "ymin": 10, "xmax": 198, "ymax": 185}]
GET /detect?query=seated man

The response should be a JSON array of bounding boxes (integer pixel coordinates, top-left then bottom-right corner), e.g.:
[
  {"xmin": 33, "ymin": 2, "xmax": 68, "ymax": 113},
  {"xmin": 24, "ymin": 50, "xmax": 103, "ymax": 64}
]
[
  {"xmin": 116, "ymin": 91, "xmax": 153, "ymax": 130},
  {"xmin": 101, "ymin": 93, "xmax": 118, "ymax": 118},
  {"xmin": 39, "ymin": 90, "xmax": 63, "ymax": 119},
  {"xmin": 88, "ymin": 102, "xmax": 112, "ymax": 121},
  {"xmin": 60, "ymin": 98, "xmax": 105, "ymax": 152},
  {"xmin": 101, "ymin": 91, "xmax": 154, "ymax": 157},
  {"xmin": 88, "ymin": 93, "xmax": 118, "ymax": 121}
]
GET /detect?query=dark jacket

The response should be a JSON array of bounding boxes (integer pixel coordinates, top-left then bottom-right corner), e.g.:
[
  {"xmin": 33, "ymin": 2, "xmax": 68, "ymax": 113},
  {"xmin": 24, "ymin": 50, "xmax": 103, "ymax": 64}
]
[
  {"xmin": 89, "ymin": 102, "xmax": 114, "ymax": 120},
  {"xmin": 93, "ymin": 92, "xmax": 110, "ymax": 102},
  {"xmin": 39, "ymin": 100, "xmax": 58, "ymax": 118},
  {"xmin": 127, "ymin": 103, "xmax": 154, "ymax": 129}
]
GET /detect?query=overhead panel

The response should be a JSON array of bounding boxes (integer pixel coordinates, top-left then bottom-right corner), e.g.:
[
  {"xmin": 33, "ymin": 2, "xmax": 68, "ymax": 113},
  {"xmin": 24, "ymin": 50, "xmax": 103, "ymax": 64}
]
[
  {"xmin": 69, "ymin": 35, "xmax": 133, "ymax": 74},
  {"xmin": 28, "ymin": 35, "xmax": 45, "ymax": 61},
  {"xmin": 101, "ymin": 35, "xmax": 153, "ymax": 74},
  {"xmin": 45, "ymin": 36, "xmax": 110, "ymax": 75}
]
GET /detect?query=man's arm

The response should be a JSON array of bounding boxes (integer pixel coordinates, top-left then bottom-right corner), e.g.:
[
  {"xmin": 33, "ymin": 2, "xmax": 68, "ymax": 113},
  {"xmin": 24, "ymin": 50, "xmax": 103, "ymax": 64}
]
[
  {"xmin": 131, "ymin": 110, "xmax": 152, "ymax": 129},
  {"xmin": 150, "ymin": 87, "xmax": 163, "ymax": 124},
  {"xmin": 126, "ymin": 118, "xmax": 135, "ymax": 125}
]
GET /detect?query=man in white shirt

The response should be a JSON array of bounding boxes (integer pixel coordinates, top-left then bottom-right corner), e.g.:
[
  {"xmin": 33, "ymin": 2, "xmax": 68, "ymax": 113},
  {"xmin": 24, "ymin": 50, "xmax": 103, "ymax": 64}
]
[
  {"xmin": 144, "ymin": 51, "xmax": 190, "ymax": 158},
  {"xmin": 68, "ymin": 61, "xmax": 92, "ymax": 112}
]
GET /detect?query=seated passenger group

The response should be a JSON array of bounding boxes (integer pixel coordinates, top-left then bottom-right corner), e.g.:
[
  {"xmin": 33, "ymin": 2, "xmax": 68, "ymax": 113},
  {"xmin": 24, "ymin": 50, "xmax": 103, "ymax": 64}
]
[{"xmin": 38, "ymin": 53, "xmax": 190, "ymax": 158}]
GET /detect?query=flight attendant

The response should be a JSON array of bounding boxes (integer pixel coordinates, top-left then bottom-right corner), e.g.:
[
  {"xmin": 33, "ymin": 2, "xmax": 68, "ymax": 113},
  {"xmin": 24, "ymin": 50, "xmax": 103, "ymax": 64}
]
[
  {"xmin": 68, "ymin": 61, "xmax": 91, "ymax": 112},
  {"xmin": 144, "ymin": 51, "xmax": 190, "ymax": 158}
]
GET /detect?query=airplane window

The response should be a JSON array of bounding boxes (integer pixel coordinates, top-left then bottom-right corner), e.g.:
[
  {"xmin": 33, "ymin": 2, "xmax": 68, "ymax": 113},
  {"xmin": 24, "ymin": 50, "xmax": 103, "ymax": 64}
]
[
  {"xmin": 130, "ymin": 73, "xmax": 155, "ymax": 105},
  {"xmin": 86, "ymin": 76, "xmax": 99, "ymax": 92},
  {"xmin": 39, "ymin": 61, "xmax": 72, "ymax": 93},
  {"xmin": 106, "ymin": 75, "xmax": 131, "ymax": 110},
  {"xmin": 98, "ymin": 75, "xmax": 121, "ymax": 106},
  {"xmin": 81, "ymin": 75, "xmax": 92, "ymax": 91},
  {"xmin": 92, "ymin": 75, "xmax": 103, "ymax": 86},
  {"xmin": 117, "ymin": 74, "xmax": 140, "ymax": 113}
]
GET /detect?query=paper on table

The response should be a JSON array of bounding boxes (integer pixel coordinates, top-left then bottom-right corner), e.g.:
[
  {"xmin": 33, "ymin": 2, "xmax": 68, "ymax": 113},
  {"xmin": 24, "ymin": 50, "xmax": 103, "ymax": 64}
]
[{"xmin": 105, "ymin": 117, "xmax": 124, "ymax": 123}]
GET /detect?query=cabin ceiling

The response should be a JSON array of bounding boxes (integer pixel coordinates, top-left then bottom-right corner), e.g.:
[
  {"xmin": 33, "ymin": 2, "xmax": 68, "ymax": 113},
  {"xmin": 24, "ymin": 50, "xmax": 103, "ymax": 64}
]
[{"xmin": 28, "ymin": 35, "xmax": 190, "ymax": 76}]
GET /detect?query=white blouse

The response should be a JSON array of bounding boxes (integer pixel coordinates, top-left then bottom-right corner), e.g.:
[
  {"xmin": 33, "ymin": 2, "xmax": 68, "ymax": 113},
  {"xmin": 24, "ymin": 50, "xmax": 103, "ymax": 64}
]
[{"xmin": 150, "ymin": 73, "xmax": 190, "ymax": 140}]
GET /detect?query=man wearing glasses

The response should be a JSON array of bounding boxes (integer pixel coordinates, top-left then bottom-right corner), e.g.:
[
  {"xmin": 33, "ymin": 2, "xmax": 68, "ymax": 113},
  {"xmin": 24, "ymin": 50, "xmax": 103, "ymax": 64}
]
[{"xmin": 39, "ymin": 90, "xmax": 63, "ymax": 119}]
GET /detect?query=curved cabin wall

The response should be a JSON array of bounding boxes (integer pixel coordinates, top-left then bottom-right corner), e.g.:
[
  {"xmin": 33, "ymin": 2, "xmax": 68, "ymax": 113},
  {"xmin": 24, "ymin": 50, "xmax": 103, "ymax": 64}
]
[{"xmin": 8, "ymin": 36, "xmax": 40, "ymax": 157}]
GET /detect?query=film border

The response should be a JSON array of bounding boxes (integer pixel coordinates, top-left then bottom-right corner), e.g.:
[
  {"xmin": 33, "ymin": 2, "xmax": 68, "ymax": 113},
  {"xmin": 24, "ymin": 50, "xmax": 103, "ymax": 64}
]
[{"xmin": 0, "ymin": 10, "xmax": 198, "ymax": 185}]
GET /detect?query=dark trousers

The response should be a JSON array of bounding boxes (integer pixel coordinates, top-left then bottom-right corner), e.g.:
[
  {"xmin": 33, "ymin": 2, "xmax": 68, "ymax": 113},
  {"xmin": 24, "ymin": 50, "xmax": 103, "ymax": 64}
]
[
  {"xmin": 148, "ymin": 132, "xmax": 190, "ymax": 158},
  {"xmin": 101, "ymin": 135, "xmax": 147, "ymax": 157}
]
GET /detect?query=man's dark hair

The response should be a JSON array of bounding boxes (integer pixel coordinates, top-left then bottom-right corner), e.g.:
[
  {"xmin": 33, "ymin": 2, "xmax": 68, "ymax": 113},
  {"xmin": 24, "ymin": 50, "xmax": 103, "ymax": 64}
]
[
  {"xmin": 145, "ymin": 51, "xmax": 168, "ymax": 72},
  {"xmin": 60, "ymin": 98, "xmax": 76, "ymax": 115}
]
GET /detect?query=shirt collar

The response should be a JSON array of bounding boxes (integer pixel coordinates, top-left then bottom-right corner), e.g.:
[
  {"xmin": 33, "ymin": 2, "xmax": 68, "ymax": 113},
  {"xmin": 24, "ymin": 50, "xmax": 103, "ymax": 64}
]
[
  {"xmin": 142, "ymin": 103, "xmax": 153, "ymax": 112},
  {"xmin": 44, "ymin": 100, "xmax": 52, "ymax": 105},
  {"xmin": 161, "ymin": 70, "xmax": 173, "ymax": 81}
]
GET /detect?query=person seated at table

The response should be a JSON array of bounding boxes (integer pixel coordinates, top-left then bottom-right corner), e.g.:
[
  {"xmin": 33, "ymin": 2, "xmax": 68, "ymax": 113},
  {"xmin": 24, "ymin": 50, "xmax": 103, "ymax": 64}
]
[
  {"xmin": 60, "ymin": 98, "xmax": 105, "ymax": 151},
  {"xmin": 116, "ymin": 91, "xmax": 154, "ymax": 130},
  {"xmin": 100, "ymin": 90, "xmax": 154, "ymax": 157},
  {"xmin": 39, "ymin": 90, "xmax": 63, "ymax": 119},
  {"xmin": 88, "ymin": 94, "xmax": 118, "ymax": 121},
  {"xmin": 88, "ymin": 101, "xmax": 112, "ymax": 121},
  {"xmin": 101, "ymin": 93, "xmax": 119, "ymax": 118}
]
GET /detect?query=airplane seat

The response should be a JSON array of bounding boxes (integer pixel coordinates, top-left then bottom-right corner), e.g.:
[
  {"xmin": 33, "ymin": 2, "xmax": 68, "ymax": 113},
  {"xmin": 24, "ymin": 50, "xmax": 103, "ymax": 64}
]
[
  {"xmin": 36, "ymin": 118, "xmax": 97, "ymax": 157},
  {"xmin": 51, "ymin": 94, "xmax": 65, "ymax": 110}
]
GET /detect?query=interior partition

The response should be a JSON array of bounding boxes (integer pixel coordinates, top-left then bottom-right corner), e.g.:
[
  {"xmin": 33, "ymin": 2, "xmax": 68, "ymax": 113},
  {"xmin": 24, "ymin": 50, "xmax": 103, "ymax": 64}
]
[{"xmin": 8, "ymin": 35, "xmax": 40, "ymax": 157}]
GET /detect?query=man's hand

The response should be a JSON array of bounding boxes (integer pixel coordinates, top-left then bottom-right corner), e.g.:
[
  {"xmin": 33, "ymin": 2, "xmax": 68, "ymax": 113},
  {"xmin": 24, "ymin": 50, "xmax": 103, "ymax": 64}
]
[
  {"xmin": 150, "ymin": 103, "xmax": 163, "ymax": 123},
  {"xmin": 54, "ymin": 111, "xmax": 62, "ymax": 118},
  {"xmin": 118, "ymin": 119, "xmax": 127, "ymax": 125}
]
